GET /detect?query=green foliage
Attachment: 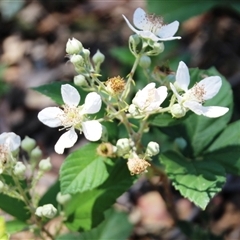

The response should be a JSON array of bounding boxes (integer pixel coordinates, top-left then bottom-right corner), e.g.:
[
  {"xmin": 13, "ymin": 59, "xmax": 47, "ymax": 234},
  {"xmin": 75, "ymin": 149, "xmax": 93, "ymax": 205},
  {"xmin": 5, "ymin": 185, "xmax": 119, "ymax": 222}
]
[
  {"xmin": 160, "ymin": 151, "xmax": 226, "ymax": 209},
  {"xmin": 60, "ymin": 143, "xmax": 134, "ymax": 231},
  {"xmin": 5, "ymin": 220, "xmax": 28, "ymax": 234}
]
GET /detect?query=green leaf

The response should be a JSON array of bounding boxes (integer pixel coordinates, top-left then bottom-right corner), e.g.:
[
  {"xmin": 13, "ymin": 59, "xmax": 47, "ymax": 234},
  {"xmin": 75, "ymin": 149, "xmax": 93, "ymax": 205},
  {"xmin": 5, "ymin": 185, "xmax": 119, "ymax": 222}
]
[
  {"xmin": 160, "ymin": 151, "xmax": 226, "ymax": 209},
  {"xmin": 208, "ymin": 120, "xmax": 240, "ymax": 152},
  {"xmin": 0, "ymin": 193, "xmax": 30, "ymax": 221},
  {"xmin": 204, "ymin": 146, "xmax": 240, "ymax": 175},
  {"xmin": 110, "ymin": 47, "xmax": 135, "ymax": 66},
  {"xmin": 39, "ymin": 181, "xmax": 60, "ymax": 208},
  {"xmin": 77, "ymin": 208, "xmax": 133, "ymax": 240},
  {"xmin": 64, "ymin": 158, "xmax": 134, "ymax": 231},
  {"xmin": 32, "ymin": 82, "xmax": 87, "ymax": 105},
  {"xmin": 5, "ymin": 220, "xmax": 28, "ymax": 234},
  {"xmin": 60, "ymin": 143, "xmax": 114, "ymax": 194},
  {"xmin": 56, "ymin": 233, "xmax": 81, "ymax": 240}
]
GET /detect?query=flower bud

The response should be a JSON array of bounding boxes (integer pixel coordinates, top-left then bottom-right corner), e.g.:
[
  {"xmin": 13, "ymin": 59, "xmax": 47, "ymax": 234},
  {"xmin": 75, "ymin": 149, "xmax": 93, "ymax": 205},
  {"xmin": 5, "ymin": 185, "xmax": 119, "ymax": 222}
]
[
  {"xmin": 146, "ymin": 141, "xmax": 160, "ymax": 157},
  {"xmin": 82, "ymin": 49, "xmax": 90, "ymax": 58},
  {"xmin": 70, "ymin": 54, "xmax": 84, "ymax": 67},
  {"xmin": 139, "ymin": 55, "xmax": 151, "ymax": 69},
  {"xmin": 74, "ymin": 75, "xmax": 88, "ymax": 87},
  {"xmin": 128, "ymin": 104, "xmax": 139, "ymax": 117},
  {"xmin": 92, "ymin": 50, "xmax": 105, "ymax": 65},
  {"xmin": 56, "ymin": 192, "xmax": 71, "ymax": 205},
  {"xmin": 21, "ymin": 136, "xmax": 36, "ymax": 153},
  {"xmin": 146, "ymin": 42, "xmax": 164, "ymax": 56},
  {"xmin": 13, "ymin": 162, "xmax": 26, "ymax": 177},
  {"xmin": 35, "ymin": 204, "xmax": 57, "ymax": 219},
  {"xmin": 39, "ymin": 158, "xmax": 52, "ymax": 172},
  {"xmin": 66, "ymin": 38, "xmax": 83, "ymax": 55},
  {"xmin": 30, "ymin": 146, "xmax": 42, "ymax": 159},
  {"xmin": 116, "ymin": 138, "xmax": 131, "ymax": 157},
  {"xmin": 170, "ymin": 104, "xmax": 186, "ymax": 118}
]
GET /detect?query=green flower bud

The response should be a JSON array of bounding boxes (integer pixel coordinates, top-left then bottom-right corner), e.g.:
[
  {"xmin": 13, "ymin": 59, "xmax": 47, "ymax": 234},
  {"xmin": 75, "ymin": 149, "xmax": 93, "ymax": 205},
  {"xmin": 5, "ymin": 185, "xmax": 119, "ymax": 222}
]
[
  {"xmin": 146, "ymin": 141, "xmax": 160, "ymax": 157},
  {"xmin": 92, "ymin": 50, "xmax": 105, "ymax": 65},
  {"xmin": 30, "ymin": 146, "xmax": 42, "ymax": 159},
  {"xmin": 39, "ymin": 158, "xmax": 52, "ymax": 172},
  {"xmin": 82, "ymin": 49, "xmax": 90, "ymax": 58},
  {"xmin": 70, "ymin": 54, "xmax": 84, "ymax": 67},
  {"xmin": 74, "ymin": 75, "xmax": 88, "ymax": 87},
  {"xmin": 13, "ymin": 162, "xmax": 26, "ymax": 177},
  {"xmin": 170, "ymin": 104, "xmax": 186, "ymax": 118},
  {"xmin": 56, "ymin": 192, "xmax": 71, "ymax": 205},
  {"xmin": 66, "ymin": 38, "xmax": 83, "ymax": 55},
  {"xmin": 116, "ymin": 138, "xmax": 131, "ymax": 157},
  {"xmin": 146, "ymin": 42, "xmax": 164, "ymax": 56},
  {"xmin": 35, "ymin": 204, "xmax": 57, "ymax": 219},
  {"xmin": 21, "ymin": 136, "xmax": 36, "ymax": 153},
  {"xmin": 139, "ymin": 55, "xmax": 151, "ymax": 69}
]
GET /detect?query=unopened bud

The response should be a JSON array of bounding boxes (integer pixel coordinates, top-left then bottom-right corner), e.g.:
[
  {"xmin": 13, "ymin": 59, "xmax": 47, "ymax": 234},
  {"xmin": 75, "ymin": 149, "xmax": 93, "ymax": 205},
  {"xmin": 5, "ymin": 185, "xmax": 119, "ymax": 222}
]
[
  {"xmin": 146, "ymin": 141, "xmax": 160, "ymax": 157},
  {"xmin": 30, "ymin": 146, "xmax": 42, "ymax": 159},
  {"xmin": 13, "ymin": 162, "xmax": 26, "ymax": 177},
  {"xmin": 146, "ymin": 42, "xmax": 164, "ymax": 56},
  {"xmin": 139, "ymin": 55, "xmax": 151, "ymax": 69},
  {"xmin": 82, "ymin": 49, "xmax": 90, "ymax": 58},
  {"xmin": 74, "ymin": 75, "xmax": 88, "ymax": 87},
  {"xmin": 35, "ymin": 204, "xmax": 57, "ymax": 219},
  {"xmin": 128, "ymin": 104, "xmax": 139, "ymax": 116},
  {"xmin": 170, "ymin": 104, "xmax": 186, "ymax": 118},
  {"xmin": 92, "ymin": 50, "xmax": 105, "ymax": 65},
  {"xmin": 66, "ymin": 38, "xmax": 83, "ymax": 55},
  {"xmin": 39, "ymin": 158, "xmax": 52, "ymax": 172},
  {"xmin": 116, "ymin": 138, "xmax": 131, "ymax": 157},
  {"xmin": 21, "ymin": 136, "xmax": 36, "ymax": 152},
  {"xmin": 70, "ymin": 54, "xmax": 84, "ymax": 67},
  {"xmin": 56, "ymin": 192, "xmax": 71, "ymax": 205}
]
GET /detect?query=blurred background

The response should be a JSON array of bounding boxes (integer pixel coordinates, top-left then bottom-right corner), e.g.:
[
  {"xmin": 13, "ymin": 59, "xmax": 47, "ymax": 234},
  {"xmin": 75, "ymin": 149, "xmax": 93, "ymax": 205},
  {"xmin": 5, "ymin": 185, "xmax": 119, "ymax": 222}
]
[{"xmin": 1, "ymin": 0, "xmax": 240, "ymax": 239}]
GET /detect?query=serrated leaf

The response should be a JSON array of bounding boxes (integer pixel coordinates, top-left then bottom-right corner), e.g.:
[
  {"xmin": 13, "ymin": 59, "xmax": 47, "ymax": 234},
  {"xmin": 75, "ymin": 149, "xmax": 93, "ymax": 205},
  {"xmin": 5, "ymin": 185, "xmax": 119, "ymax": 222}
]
[
  {"xmin": 160, "ymin": 151, "xmax": 226, "ymax": 209},
  {"xmin": 208, "ymin": 120, "xmax": 240, "ymax": 152},
  {"xmin": 64, "ymin": 158, "xmax": 134, "ymax": 231},
  {"xmin": 60, "ymin": 143, "xmax": 113, "ymax": 194},
  {"xmin": 32, "ymin": 82, "xmax": 87, "ymax": 105}
]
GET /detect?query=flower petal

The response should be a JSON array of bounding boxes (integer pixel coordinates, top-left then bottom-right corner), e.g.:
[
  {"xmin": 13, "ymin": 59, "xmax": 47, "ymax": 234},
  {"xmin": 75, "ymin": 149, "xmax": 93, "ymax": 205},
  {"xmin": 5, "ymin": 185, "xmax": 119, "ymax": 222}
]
[
  {"xmin": 157, "ymin": 21, "xmax": 180, "ymax": 38},
  {"xmin": 54, "ymin": 127, "xmax": 78, "ymax": 154},
  {"xmin": 122, "ymin": 15, "xmax": 140, "ymax": 35},
  {"xmin": 156, "ymin": 86, "xmax": 168, "ymax": 105},
  {"xmin": 83, "ymin": 92, "xmax": 102, "ymax": 114},
  {"xmin": 0, "ymin": 132, "xmax": 21, "ymax": 151},
  {"xmin": 184, "ymin": 101, "xmax": 229, "ymax": 118},
  {"xmin": 38, "ymin": 107, "xmax": 63, "ymax": 127},
  {"xmin": 82, "ymin": 120, "xmax": 102, "ymax": 141},
  {"xmin": 61, "ymin": 84, "xmax": 80, "ymax": 107},
  {"xmin": 133, "ymin": 8, "xmax": 148, "ymax": 30},
  {"xmin": 197, "ymin": 76, "xmax": 222, "ymax": 100},
  {"xmin": 170, "ymin": 83, "xmax": 183, "ymax": 103},
  {"xmin": 175, "ymin": 61, "xmax": 190, "ymax": 92}
]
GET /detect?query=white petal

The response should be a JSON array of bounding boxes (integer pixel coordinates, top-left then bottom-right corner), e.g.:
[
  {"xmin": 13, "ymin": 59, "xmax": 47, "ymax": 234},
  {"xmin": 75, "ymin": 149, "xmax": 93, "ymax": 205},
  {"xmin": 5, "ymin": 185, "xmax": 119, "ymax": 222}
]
[
  {"xmin": 143, "ymin": 82, "xmax": 156, "ymax": 91},
  {"xmin": 54, "ymin": 128, "xmax": 78, "ymax": 154},
  {"xmin": 83, "ymin": 92, "xmax": 102, "ymax": 114},
  {"xmin": 133, "ymin": 8, "xmax": 148, "ymax": 30},
  {"xmin": 197, "ymin": 76, "xmax": 222, "ymax": 100},
  {"xmin": 156, "ymin": 86, "xmax": 168, "ymax": 105},
  {"xmin": 175, "ymin": 61, "xmax": 190, "ymax": 92},
  {"xmin": 157, "ymin": 21, "xmax": 179, "ymax": 38},
  {"xmin": 122, "ymin": 15, "xmax": 140, "ymax": 35},
  {"xmin": 82, "ymin": 120, "xmax": 102, "ymax": 141},
  {"xmin": 183, "ymin": 101, "xmax": 229, "ymax": 118},
  {"xmin": 170, "ymin": 83, "xmax": 183, "ymax": 103},
  {"xmin": 61, "ymin": 84, "xmax": 80, "ymax": 107},
  {"xmin": 0, "ymin": 132, "xmax": 21, "ymax": 151},
  {"xmin": 38, "ymin": 107, "xmax": 63, "ymax": 127}
]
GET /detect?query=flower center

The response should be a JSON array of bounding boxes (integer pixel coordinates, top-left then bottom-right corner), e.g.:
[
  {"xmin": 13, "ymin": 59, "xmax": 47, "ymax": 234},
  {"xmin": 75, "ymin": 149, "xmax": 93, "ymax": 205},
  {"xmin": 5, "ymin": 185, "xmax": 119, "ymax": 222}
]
[
  {"xmin": 184, "ymin": 83, "xmax": 206, "ymax": 103},
  {"xmin": 0, "ymin": 145, "xmax": 9, "ymax": 166},
  {"xmin": 144, "ymin": 14, "xmax": 164, "ymax": 34},
  {"xmin": 60, "ymin": 105, "xmax": 84, "ymax": 129},
  {"xmin": 144, "ymin": 88, "xmax": 157, "ymax": 108}
]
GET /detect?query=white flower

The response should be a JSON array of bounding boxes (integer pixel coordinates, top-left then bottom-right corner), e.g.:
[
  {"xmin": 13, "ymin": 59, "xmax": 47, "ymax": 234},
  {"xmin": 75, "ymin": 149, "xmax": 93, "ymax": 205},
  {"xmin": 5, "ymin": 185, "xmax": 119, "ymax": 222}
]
[
  {"xmin": 38, "ymin": 84, "xmax": 102, "ymax": 154},
  {"xmin": 131, "ymin": 83, "xmax": 167, "ymax": 114},
  {"xmin": 170, "ymin": 61, "xmax": 229, "ymax": 118},
  {"xmin": 35, "ymin": 204, "xmax": 57, "ymax": 219},
  {"xmin": 0, "ymin": 132, "xmax": 21, "ymax": 174},
  {"xmin": 122, "ymin": 8, "xmax": 181, "ymax": 42}
]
